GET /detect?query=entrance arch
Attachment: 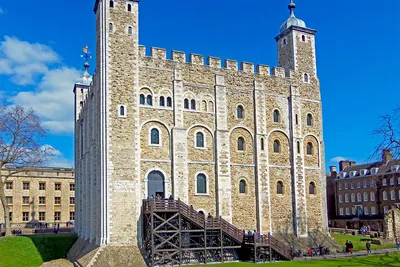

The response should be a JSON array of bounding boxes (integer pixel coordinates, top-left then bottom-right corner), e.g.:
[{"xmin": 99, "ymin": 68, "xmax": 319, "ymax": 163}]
[{"xmin": 147, "ymin": 171, "xmax": 165, "ymax": 199}]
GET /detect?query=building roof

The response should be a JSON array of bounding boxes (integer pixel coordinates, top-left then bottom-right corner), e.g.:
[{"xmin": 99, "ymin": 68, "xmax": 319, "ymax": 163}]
[
  {"xmin": 340, "ymin": 159, "xmax": 400, "ymax": 179},
  {"xmin": 76, "ymin": 61, "xmax": 92, "ymax": 87},
  {"xmin": 280, "ymin": 0, "xmax": 307, "ymax": 33}
]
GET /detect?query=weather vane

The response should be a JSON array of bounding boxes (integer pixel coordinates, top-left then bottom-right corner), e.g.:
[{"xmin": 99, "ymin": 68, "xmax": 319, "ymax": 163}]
[{"xmin": 81, "ymin": 45, "xmax": 92, "ymax": 63}]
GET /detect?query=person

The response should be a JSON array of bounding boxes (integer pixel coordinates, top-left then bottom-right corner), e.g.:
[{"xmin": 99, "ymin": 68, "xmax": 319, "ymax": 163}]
[
  {"xmin": 396, "ymin": 239, "xmax": 400, "ymax": 250},
  {"xmin": 366, "ymin": 240, "xmax": 371, "ymax": 254},
  {"xmin": 207, "ymin": 213, "xmax": 213, "ymax": 220},
  {"xmin": 156, "ymin": 193, "xmax": 162, "ymax": 200},
  {"xmin": 307, "ymin": 248, "xmax": 313, "ymax": 257},
  {"xmin": 247, "ymin": 230, "xmax": 253, "ymax": 237},
  {"xmin": 345, "ymin": 240, "xmax": 349, "ymax": 253},
  {"xmin": 349, "ymin": 241, "xmax": 354, "ymax": 254}
]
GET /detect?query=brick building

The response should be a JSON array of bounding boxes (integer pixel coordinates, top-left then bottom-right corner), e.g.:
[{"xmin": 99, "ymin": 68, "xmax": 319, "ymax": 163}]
[
  {"xmin": 0, "ymin": 166, "xmax": 75, "ymax": 227},
  {"xmin": 71, "ymin": 0, "xmax": 327, "ymax": 264},
  {"xmin": 327, "ymin": 149, "xmax": 400, "ymax": 231}
]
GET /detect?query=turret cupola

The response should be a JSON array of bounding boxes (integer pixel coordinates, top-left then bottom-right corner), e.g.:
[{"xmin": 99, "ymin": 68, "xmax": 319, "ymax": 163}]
[{"xmin": 280, "ymin": 0, "xmax": 306, "ymax": 33}]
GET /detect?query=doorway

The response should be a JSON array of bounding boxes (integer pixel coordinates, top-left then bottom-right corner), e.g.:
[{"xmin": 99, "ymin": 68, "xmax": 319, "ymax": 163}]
[{"xmin": 147, "ymin": 171, "xmax": 165, "ymax": 199}]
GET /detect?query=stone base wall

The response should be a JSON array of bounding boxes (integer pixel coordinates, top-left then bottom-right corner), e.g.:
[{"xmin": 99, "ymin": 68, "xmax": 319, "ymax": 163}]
[{"xmin": 384, "ymin": 208, "xmax": 400, "ymax": 240}]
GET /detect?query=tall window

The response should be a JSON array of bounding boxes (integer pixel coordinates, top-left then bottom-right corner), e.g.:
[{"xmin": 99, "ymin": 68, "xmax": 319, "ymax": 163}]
[
  {"xmin": 237, "ymin": 105, "xmax": 244, "ymax": 119},
  {"xmin": 351, "ymin": 193, "xmax": 355, "ymax": 202},
  {"xmin": 303, "ymin": 73, "xmax": 309, "ymax": 83},
  {"xmin": 277, "ymin": 181, "xmax": 284, "ymax": 195},
  {"xmin": 391, "ymin": 190, "xmax": 396, "ymax": 200},
  {"xmin": 39, "ymin": 197, "xmax": 45, "ymax": 205},
  {"xmin": 70, "ymin": 184, "xmax": 75, "ymax": 191},
  {"xmin": 184, "ymin": 99, "xmax": 189, "ymax": 109},
  {"xmin": 196, "ymin": 132, "xmax": 204, "ymax": 148},
  {"xmin": 345, "ymin": 194, "xmax": 349, "ymax": 203},
  {"xmin": 190, "ymin": 99, "xmax": 196, "ymax": 110},
  {"xmin": 140, "ymin": 94, "xmax": 145, "ymax": 105},
  {"xmin": 196, "ymin": 174, "xmax": 207, "ymax": 194},
  {"xmin": 119, "ymin": 106, "xmax": 125, "ymax": 116},
  {"xmin": 146, "ymin": 95, "xmax": 153, "ymax": 106},
  {"xmin": 22, "ymin": 212, "xmax": 29, "ymax": 222},
  {"xmin": 109, "ymin": 23, "xmax": 113, "ymax": 33},
  {"xmin": 370, "ymin": 192, "xmax": 375, "ymax": 201},
  {"xmin": 383, "ymin": 190, "xmax": 388, "ymax": 200},
  {"xmin": 128, "ymin": 26, "xmax": 133, "ymax": 35},
  {"xmin": 364, "ymin": 207, "xmax": 369, "ymax": 215},
  {"xmin": 159, "ymin": 96, "xmax": 165, "ymax": 107},
  {"xmin": 273, "ymin": 140, "xmax": 280, "ymax": 153},
  {"xmin": 239, "ymin": 180, "xmax": 246, "ymax": 194},
  {"xmin": 261, "ymin": 138, "xmax": 265, "ymax": 151},
  {"xmin": 363, "ymin": 192, "xmax": 368, "ymax": 201},
  {"xmin": 110, "ymin": 0, "xmax": 114, "ymax": 8},
  {"xmin": 70, "ymin": 212, "xmax": 75, "ymax": 221},
  {"xmin": 54, "ymin": 212, "xmax": 61, "ymax": 221},
  {"xmin": 150, "ymin": 128, "xmax": 160, "ymax": 145},
  {"xmin": 307, "ymin": 114, "xmax": 313, "ymax": 126},
  {"xmin": 6, "ymin": 196, "xmax": 12, "ymax": 205},
  {"xmin": 302, "ymin": 35, "xmax": 306, "ymax": 42},
  {"xmin": 238, "ymin": 137, "xmax": 245, "ymax": 151},
  {"xmin": 55, "ymin": 183, "xmax": 61, "ymax": 190},
  {"xmin": 339, "ymin": 194, "xmax": 343, "ymax": 203},
  {"xmin": 383, "ymin": 179, "xmax": 387, "ymax": 186},
  {"xmin": 166, "ymin": 97, "xmax": 172, "ymax": 107},
  {"xmin": 39, "ymin": 212, "xmax": 45, "ymax": 221},
  {"xmin": 297, "ymin": 141, "xmax": 300, "ymax": 153},
  {"xmin": 127, "ymin": 3, "xmax": 132, "ymax": 11},
  {"xmin": 306, "ymin": 142, "xmax": 313, "ymax": 155},
  {"xmin": 309, "ymin": 182, "xmax": 315, "ymax": 195},
  {"xmin": 371, "ymin": 206, "xmax": 376, "ymax": 215},
  {"xmin": 273, "ymin": 110, "xmax": 280, "ymax": 123},
  {"xmin": 6, "ymin": 182, "xmax": 13, "ymax": 190},
  {"xmin": 357, "ymin": 193, "xmax": 361, "ymax": 202}
]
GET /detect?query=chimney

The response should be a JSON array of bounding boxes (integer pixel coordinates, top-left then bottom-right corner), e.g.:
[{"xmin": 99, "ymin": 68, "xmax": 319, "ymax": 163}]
[
  {"xmin": 382, "ymin": 149, "xmax": 392, "ymax": 163},
  {"xmin": 329, "ymin": 166, "xmax": 337, "ymax": 174},
  {"xmin": 350, "ymin": 161, "xmax": 356, "ymax": 167},
  {"xmin": 339, "ymin": 161, "xmax": 351, "ymax": 172}
]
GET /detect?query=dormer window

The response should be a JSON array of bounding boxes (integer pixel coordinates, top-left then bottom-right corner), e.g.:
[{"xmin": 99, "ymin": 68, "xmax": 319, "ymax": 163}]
[
  {"xmin": 371, "ymin": 167, "xmax": 379, "ymax": 175},
  {"xmin": 350, "ymin": 171, "xmax": 357, "ymax": 177},
  {"xmin": 340, "ymin": 172, "xmax": 347, "ymax": 179},
  {"xmin": 391, "ymin": 165, "xmax": 400, "ymax": 172},
  {"xmin": 360, "ymin": 169, "xmax": 368, "ymax": 176}
]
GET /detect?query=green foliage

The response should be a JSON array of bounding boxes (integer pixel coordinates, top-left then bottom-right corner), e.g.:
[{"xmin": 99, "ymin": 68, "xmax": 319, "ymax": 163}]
[
  {"xmin": 0, "ymin": 234, "xmax": 77, "ymax": 267},
  {"xmin": 331, "ymin": 234, "xmax": 395, "ymax": 252}
]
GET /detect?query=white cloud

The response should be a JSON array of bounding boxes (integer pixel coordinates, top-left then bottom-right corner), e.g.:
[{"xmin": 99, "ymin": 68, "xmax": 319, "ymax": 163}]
[
  {"xmin": 42, "ymin": 145, "xmax": 73, "ymax": 168},
  {"xmin": 330, "ymin": 156, "xmax": 348, "ymax": 163}
]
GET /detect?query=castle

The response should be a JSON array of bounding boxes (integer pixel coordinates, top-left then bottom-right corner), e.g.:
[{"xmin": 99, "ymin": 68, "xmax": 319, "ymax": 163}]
[{"xmin": 71, "ymin": 0, "xmax": 327, "ymax": 265}]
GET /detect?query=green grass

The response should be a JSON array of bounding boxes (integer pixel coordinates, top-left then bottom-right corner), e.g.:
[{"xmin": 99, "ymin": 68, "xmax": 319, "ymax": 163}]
[
  {"xmin": 0, "ymin": 234, "xmax": 77, "ymax": 267},
  {"xmin": 191, "ymin": 254, "xmax": 400, "ymax": 266},
  {"xmin": 331, "ymin": 233, "xmax": 396, "ymax": 252}
]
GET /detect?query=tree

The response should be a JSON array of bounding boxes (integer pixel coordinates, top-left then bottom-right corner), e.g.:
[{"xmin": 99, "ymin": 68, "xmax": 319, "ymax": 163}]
[
  {"xmin": 372, "ymin": 107, "xmax": 400, "ymax": 160},
  {"xmin": 0, "ymin": 105, "xmax": 54, "ymax": 237}
]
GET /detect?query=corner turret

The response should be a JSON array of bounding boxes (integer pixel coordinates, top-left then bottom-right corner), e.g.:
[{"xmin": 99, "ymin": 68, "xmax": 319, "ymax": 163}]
[{"xmin": 73, "ymin": 45, "xmax": 92, "ymax": 121}]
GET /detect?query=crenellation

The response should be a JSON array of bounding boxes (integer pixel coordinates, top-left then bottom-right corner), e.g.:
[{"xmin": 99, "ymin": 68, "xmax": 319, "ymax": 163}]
[
  {"xmin": 151, "ymin": 47, "xmax": 167, "ymax": 60},
  {"xmin": 172, "ymin": 50, "xmax": 186, "ymax": 63},
  {"xmin": 256, "ymin": 64, "xmax": 270, "ymax": 76},
  {"xmin": 240, "ymin": 62, "xmax": 254, "ymax": 73},
  {"xmin": 207, "ymin": 56, "xmax": 221, "ymax": 68},
  {"xmin": 272, "ymin": 67, "xmax": 286, "ymax": 78},
  {"xmin": 139, "ymin": 45, "xmax": 146, "ymax": 58},
  {"xmin": 224, "ymin": 59, "xmax": 238, "ymax": 71},
  {"xmin": 190, "ymin": 53, "xmax": 204, "ymax": 65}
]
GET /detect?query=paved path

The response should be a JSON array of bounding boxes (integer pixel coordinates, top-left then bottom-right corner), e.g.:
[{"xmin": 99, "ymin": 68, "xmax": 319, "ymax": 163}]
[{"xmin": 294, "ymin": 248, "xmax": 400, "ymax": 261}]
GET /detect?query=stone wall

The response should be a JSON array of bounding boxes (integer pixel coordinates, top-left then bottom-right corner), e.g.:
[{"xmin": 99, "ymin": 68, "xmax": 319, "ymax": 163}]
[{"xmin": 384, "ymin": 208, "xmax": 400, "ymax": 240}]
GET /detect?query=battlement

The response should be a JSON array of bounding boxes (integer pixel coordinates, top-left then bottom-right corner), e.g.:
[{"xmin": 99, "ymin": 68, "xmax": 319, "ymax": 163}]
[{"xmin": 139, "ymin": 45, "xmax": 290, "ymax": 78}]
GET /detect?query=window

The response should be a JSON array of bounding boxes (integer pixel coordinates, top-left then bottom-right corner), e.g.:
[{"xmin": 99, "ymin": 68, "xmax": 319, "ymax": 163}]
[
  {"xmin": 39, "ymin": 212, "xmax": 45, "ymax": 221},
  {"xmin": 23, "ymin": 182, "xmax": 30, "ymax": 190},
  {"xmin": 339, "ymin": 194, "xmax": 343, "ymax": 203},
  {"xmin": 119, "ymin": 105, "xmax": 125, "ymax": 116},
  {"xmin": 201, "ymin": 100, "xmax": 207, "ymax": 111},
  {"xmin": 306, "ymin": 142, "xmax": 313, "ymax": 155},
  {"xmin": 371, "ymin": 206, "xmax": 376, "ymax": 215},
  {"xmin": 239, "ymin": 180, "xmax": 246, "ymax": 194},
  {"xmin": 391, "ymin": 190, "xmax": 396, "ymax": 200},
  {"xmin": 184, "ymin": 99, "xmax": 189, "ymax": 109},
  {"xmin": 338, "ymin": 183, "xmax": 342, "ymax": 191},
  {"xmin": 273, "ymin": 140, "xmax": 280, "ymax": 153},
  {"xmin": 303, "ymin": 73, "xmax": 309, "ymax": 83},
  {"xmin": 109, "ymin": 0, "xmax": 114, "ymax": 8},
  {"xmin": 384, "ymin": 206, "xmax": 389, "ymax": 214},
  {"xmin": 109, "ymin": 23, "xmax": 113, "ymax": 33},
  {"xmin": 302, "ymin": 35, "xmax": 306, "ymax": 42},
  {"xmin": 345, "ymin": 194, "xmax": 349, "ymax": 203},
  {"xmin": 346, "ymin": 207, "xmax": 350, "ymax": 215},
  {"xmin": 273, "ymin": 110, "xmax": 280, "ymax": 123},
  {"xmin": 150, "ymin": 128, "xmax": 160, "ymax": 145},
  {"xmin": 196, "ymin": 174, "xmax": 207, "ymax": 194},
  {"xmin": 39, "ymin": 183, "xmax": 46, "ymax": 190},
  {"xmin": 55, "ymin": 197, "xmax": 61, "ymax": 205},
  {"xmin": 307, "ymin": 114, "xmax": 313, "ymax": 126},
  {"xmin": 390, "ymin": 177, "xmax": 394, "ymax": 185},
  {"xmin": 190, "ymin": 99, "xmax": 196, "ymax": 110},
  {"xmin": 39, "ymin": 197, "xmax": 46, "ymax": 205},
  {"xmin": 159, "ymin": 96, "xmax": 165, "ymax": 107},
  {"xmin": 363, "ymin": 180, "xmax": 368, "ymax": 188},
  {"xmin": 238, "ymin": 137, "xmax": 245, "ymax": 151},
  {"xmin": 351, "ymin": 193, "xmax": 355, "ymax": 202},
  {"xmin": 146, "ymin": 95, "xmax": 153, "ymax": 106},
  {"xmin": 339, "ymin": 208, "xmax": 344, "ymax": 216},
  {"xmin": 237, "ymin": 105, "xmax": 244, "ymax": 119},
  {"xmin": 22, "ymin": 212, "xmax": 29, "ymax": 222},
  {"xmin": 54, "ymin": 212, "xmax": 61, "ymax": 221},
  {"xmin": 352, "ymin": 207, "xmax": 356, "ymax": 215},
  {"xmin": 128, "ymin": 26, "xmax": 133, "ymax": 35},
  {"xmin": 166, "ymin": 97, "xmax": 172, "ymax": 107},
  {"xmin": 70, "ymin": 212, "xmax": 75, "ymax": 221},
  {"xmin": 295, "ymin": 114, "xmax": 298, "ymax": 124},
  {"xmin": 383, "ymin": 179, "xmax": 387, "ymax": 186},
  {"xmin": 196, "ymin": 132, "xmax": 204, "ymax": 148},
  {"xmin": 6, "ymin": 182, "xmax": 12, "ymax": 190},
  {"xmin": 140, "ymin": 94, "xmax": 145, "ymax": 105},
  {"xmin": 261, "ymin": 138, "xmax": 265, "ymax": 151},
  {"xmin": 70, "ymin": 197, "xmax": 75, "ymax": 205},
  {"xmin": 55, "ymin": 183, "xmax": 61, "ymax": 190},
  {"xmin": 9, "ymin": 212, "xmax": 12, "ymax": 222},
  {"xmin": 297, "ymin": 141, "xmax": 300, "ymax": 153},
  {"xmin": 309, "ymin": 182, "xmax": 315, "ymax": 195},
  {"xmin": 6, "ymin": 196, "xmax": 12, "ymax": 205},
  {"xmin": 364, "ymin": 207, "xmax": 369, "ymax": 215},
  {"xmin": 363, "ymin": 192, "xmax": 368, "ymax": 202},
  {"xmin": 283, "ymin": 39, "xmax": 287, "ymax": 45},
  {"xmin": 351, "ymin": 183, "xmax": 355, "ymax": 189},
  {"xmin": 345, "ymin": 183, "xmax": 348, "ymax": 189},
  {"xmin": 277, "ymin": 181, "xmax": 284, "ymax": 195},
  {"xmin": 370, "ymin": 180, "xmax": 374, "ymax": 188},
  {"xmin": 399, "ymin": 190, "xmax": 400, "ymax": 200},
  {"xmin": 357, "ymin": 182, "xmax": 361, "ymax": 188},
  {"xmin": 383, "ymin": 190, "xmax": 388, "ymax": 200},
  {"xmin": 370, "ymin": 192, "xmax": 375, "ymax": 201},
  {"xmin": 70, "ymin": 184, "xmax": 75, "ymax": 191},
  {"xmin": 398, "ymin": 177, "xmax": 400, "ymax": 185},
  {"xmin": 127, "ymin": 3, "xmax": 132, "ymax": 11},
  {"xmin": 357, "ymin": 193, "xmax": 362, "ymax": 202},
  {"xmin": 23, "ymin": 196, "xmax": 29, "ymax": 205}
]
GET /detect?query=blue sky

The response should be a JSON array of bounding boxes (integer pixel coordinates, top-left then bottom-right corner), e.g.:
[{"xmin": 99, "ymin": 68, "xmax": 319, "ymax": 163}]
[{"xmin": 0, "ymin": 0, "xmax": 398, "ymax": 169}]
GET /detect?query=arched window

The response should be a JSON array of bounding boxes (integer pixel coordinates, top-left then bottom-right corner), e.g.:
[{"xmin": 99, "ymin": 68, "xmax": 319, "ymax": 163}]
[
  {"xmin": 303, "ymin": 73, "xmax": 309, "ymax": 83},
  {"xmin": 273, "ymin": 110, "xmax": 280, "ymax": 123},
  {"xmin": 166, "ymin": 97, "xmax": 172, "ymax": 107},
  {"xmin": 127, "ymin": 3, "xmax": 132, "ymax": 11},
  {"xmin": 184, "ymin": 99, "xmax": 189, "ymax": 109},
  {"xmin": 140, "ymin": 94, "xmax": 145, "ymax": 105},
  {"xmin": 339, "ymin": 194, "xmax": 343, "ymax": 203},
  {"xmin": 159, "ymin": 96, "xmax": 165, "ymax": 107},
  {"xmin": 351, "ymin": 193, "xmax": 355, "ymax": 202},
  {"xmin": 370, "ymin": 192, "xmax": 375, "ymax": 201},
  {"xmin": 208, "ymin": 101, "xmax": 214, "ymax": 113},
  {"xmin": 119, "ymin": 106, "xmax": 125, "ymax": 116},
  {"xmin": 239, "ymin": 180, "xmax": 246, "ymax": 194},
  {"xmin": 238, "ymin": 137, "xmax": 245, "ymax": 151},
  {"xmin": 383, "ymin": 190, "xmax": 388, "ymax": 200},
  {"xmin": 146, "ymin": 95, "xmax": 152, "ymax": 106},
  {"xmin": 150, "ymin": 128, "xmax": 159, "ymax": 145},
  {"xmin": 306, "ymin": 142, "xmax": 313, "ymax": 155},
  {"xmin": 283, "ymin": 39, "xmax": 287, "ymax": 45},
  {"xmin": 273, "ymin": 140, "xmax": 280, "ymax": 153},
  {"xmin": 201, "ymin": 100, "xmax": 207, "ymax": 111},
  {"xmin": 190, "ymin": 99, "xmax": 196, "ymax": 110},
  {"xmin": 196, "ymin": 132, "xmax": 204, "ymax": 148},
  {"xmin": 128, "ymin": 26, "xmax": 133, "ymax": 35},
  {"xmin": 277, "ymin": 181, "xmax": 284, "ymax": 195},
  {"xmin": 307, "ymin": 114, "xmax": 313, "ymax": 126},
  {"xmin": 363, "ymin": 192, "xmax": 368, "ymax": 201},
  {"xmin": 110, "ymin": 0, "xmax": 114, "ymax": 8},
  {"xmin": 309, "ymin": 182, "xmax": 315, "ymax": 195},
  {"xmin": 357, "ymin": 193, "xmax": 362, "ymax": 202},
  {"xmin": 237, "ymin": 105, "xmax": 244, "ymax": 119},
  {"xmin": 261, "ymin": 138, "xmax": 265, "ymax": 151},
  {"xmin": 391, "ymin": 190, "xmax": 396, "ymax": 200},
  {"xmin": 196, "ymin": 174, "xmax": 207, "ymax": 194},
  {"xmin": 302, "ymin": 35, "xmax": 306, "ymax": 42},
  {"xmin": 109, "ymin": 23, "xmax": 113, "ymax": 33},
  {"xmin": 345, "ymin": 194, "xmax": 349, "ymax": 203}
]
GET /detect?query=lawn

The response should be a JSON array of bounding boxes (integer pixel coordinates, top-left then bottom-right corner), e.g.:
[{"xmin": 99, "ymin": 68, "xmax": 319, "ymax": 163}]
[
  {"xmin": 191, "ymin": 254, "xmax": 400, "ymax": 267},
  {"xmin": 0, "ymin": 234, "xmax": 77, "ymax": 267},
  {"xmin": 331, "ymin": 233, "xmax": 396, "ymax": 252}
]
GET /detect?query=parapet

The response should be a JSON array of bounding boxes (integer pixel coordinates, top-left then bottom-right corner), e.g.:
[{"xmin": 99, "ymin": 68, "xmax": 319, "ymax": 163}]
[{"xmin": 139, "ymin": 45, "xmax": 292, "ymax": 78}]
